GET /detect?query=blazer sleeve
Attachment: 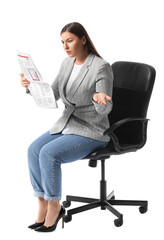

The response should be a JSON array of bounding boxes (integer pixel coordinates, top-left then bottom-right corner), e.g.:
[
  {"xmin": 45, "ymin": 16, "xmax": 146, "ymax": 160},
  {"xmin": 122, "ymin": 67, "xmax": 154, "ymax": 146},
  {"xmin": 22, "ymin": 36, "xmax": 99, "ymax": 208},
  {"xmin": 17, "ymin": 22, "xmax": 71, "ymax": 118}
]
[
  {"xmin": 92, "ymin": 62, "xmax": 113, "ymax": 115},
  {"xmin": 51, "ymin": 70, "xmax": 61, "ymax": 101},
  {"xmin": 51, "ymin": 58, "xmax": 67, "ymax": 101}
]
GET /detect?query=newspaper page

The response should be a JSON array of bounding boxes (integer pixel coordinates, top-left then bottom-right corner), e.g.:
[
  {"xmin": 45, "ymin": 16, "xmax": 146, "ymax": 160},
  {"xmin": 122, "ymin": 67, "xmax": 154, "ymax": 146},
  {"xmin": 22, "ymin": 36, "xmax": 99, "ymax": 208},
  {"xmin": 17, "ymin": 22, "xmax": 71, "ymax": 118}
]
[{"xmin": 17, "ymin": 51, "xmax": 58, "ymax": 109}]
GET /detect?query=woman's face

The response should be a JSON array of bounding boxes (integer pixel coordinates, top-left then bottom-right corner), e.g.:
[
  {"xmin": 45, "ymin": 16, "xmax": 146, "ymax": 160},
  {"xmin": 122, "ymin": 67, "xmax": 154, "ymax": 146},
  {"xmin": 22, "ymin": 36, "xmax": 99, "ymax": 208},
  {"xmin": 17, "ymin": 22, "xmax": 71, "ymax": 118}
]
[{"xmin": 61, "ymin": 31, "xmax": 86, "ymax": 58}]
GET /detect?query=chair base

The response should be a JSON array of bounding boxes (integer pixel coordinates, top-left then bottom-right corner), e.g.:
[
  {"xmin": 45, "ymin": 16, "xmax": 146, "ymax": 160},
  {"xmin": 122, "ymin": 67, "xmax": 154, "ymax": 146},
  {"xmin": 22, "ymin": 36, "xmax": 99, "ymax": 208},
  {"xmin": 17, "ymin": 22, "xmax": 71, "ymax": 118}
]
[
  {"xmin": 63, "ymin": 191, "xmax": 148, "ymax": 227},
  {"xmin": 63, "ymin": 159, "xmax": 148, "ymax": 227}
]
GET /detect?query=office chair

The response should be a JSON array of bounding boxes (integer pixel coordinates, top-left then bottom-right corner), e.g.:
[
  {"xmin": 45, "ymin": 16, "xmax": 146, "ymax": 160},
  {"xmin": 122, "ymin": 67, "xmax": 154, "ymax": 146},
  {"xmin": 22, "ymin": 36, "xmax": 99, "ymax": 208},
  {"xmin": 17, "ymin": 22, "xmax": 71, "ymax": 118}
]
[{"xmin": 62, "ymin": 61, "xmax": 156, "ymax": 227}]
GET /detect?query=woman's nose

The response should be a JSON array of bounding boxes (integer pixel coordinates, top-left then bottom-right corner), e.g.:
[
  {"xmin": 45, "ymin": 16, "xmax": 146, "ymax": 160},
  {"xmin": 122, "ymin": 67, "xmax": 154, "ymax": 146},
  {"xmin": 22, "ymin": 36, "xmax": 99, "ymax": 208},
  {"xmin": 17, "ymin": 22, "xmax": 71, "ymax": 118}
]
[{"xmin": 64, "ymin": 43, "xmax": 69, "ymax": 50}]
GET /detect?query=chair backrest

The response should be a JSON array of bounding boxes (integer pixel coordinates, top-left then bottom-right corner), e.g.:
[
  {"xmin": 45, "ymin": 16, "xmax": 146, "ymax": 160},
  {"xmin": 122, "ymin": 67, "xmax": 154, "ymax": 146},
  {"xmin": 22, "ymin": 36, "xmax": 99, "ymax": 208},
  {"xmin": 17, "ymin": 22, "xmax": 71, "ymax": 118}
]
[{"xmin": 109, "ymin": 61, "xmax": 156, "ymax": 148}]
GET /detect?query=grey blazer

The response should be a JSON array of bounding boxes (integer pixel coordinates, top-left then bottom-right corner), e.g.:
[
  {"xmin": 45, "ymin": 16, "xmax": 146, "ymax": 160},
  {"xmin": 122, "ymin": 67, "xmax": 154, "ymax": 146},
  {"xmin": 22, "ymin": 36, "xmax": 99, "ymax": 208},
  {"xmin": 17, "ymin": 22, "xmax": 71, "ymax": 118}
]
[{"xmin": 49, "ymin": 53, "xmax": 113, "ymax": 142}]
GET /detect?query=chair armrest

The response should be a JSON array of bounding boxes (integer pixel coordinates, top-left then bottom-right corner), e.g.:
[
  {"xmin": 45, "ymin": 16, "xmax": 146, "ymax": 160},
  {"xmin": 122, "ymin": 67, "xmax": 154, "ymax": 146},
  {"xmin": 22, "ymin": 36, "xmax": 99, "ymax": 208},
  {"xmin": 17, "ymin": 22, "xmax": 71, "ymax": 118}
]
[{"xmin": 104, "ymin": 117, "xmax": 149, "ymax": 136}]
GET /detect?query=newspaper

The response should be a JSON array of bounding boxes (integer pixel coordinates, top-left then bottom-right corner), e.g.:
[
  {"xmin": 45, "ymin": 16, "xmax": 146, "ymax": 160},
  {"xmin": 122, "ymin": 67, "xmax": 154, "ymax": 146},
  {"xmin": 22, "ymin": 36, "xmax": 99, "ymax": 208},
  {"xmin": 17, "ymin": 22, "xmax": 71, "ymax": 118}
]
[{"xmin": 17, "ymin": 51, "xmax": 58, "ymax": 109}]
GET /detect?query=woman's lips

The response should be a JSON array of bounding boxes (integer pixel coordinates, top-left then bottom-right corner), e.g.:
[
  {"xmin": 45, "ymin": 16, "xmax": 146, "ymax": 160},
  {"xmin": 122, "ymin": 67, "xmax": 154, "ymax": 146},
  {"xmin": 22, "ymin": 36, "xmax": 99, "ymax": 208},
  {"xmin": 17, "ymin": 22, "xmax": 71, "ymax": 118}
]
[{"xmin": 66, "ymin": 51, "xmax": 71, "ymax": 55}]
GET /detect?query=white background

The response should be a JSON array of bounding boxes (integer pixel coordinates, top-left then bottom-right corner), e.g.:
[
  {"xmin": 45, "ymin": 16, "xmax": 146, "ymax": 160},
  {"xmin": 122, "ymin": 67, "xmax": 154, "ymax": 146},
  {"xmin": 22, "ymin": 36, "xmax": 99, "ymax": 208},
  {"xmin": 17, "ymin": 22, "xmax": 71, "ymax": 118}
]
[{"xmin": 0, "ymin": 0, "xmax": 163, "ymax": 239}]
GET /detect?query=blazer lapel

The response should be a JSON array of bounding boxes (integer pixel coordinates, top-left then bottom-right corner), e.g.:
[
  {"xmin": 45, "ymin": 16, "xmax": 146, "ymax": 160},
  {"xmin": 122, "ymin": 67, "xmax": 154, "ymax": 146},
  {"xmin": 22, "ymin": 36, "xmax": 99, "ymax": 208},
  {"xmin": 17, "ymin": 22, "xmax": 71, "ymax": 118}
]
[
  {"xmin": 59, "ymin": 57, "xmax": 75, "ymax": 106},
  {"xmin": 66, "ymin": 53, "xmax": 95, "ymax": 102}
]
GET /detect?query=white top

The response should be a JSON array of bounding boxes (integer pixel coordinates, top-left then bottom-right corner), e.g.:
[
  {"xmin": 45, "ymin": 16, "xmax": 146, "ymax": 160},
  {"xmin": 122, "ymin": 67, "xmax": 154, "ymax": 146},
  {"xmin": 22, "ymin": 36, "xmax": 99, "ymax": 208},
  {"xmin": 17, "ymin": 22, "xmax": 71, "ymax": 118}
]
[
  {"xmin": 62, "ymin": 63, "xmax": 84, "ymax": 134},
  {"xmin": 65, "ymin": 63, "xmax": 84, "ymax": 95}
]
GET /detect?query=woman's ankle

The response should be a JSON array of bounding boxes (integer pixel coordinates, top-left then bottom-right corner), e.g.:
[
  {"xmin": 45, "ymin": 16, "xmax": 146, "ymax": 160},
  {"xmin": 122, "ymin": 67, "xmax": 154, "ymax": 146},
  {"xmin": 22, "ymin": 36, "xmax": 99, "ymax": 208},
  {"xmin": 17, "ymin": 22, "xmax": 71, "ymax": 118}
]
[
  {"xmin": 48, "ymin": 201, "xmax": 61, "ymax": 211},
  {"xmin": 44, "ymin": 201, "xmax": 61, "ymax": 226},
  {"xmin": 36, "ymin": 198, "xmax": 48, "ymax": 222}
]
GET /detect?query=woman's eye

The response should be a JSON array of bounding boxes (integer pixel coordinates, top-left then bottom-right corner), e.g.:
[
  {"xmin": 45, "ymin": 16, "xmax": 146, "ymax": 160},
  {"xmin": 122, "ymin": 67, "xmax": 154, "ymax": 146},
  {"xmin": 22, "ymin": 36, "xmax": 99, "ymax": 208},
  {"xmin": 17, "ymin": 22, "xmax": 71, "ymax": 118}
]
[{"xmin": 68, "ymin": 40, "xmax": 72, "ymax": 43}]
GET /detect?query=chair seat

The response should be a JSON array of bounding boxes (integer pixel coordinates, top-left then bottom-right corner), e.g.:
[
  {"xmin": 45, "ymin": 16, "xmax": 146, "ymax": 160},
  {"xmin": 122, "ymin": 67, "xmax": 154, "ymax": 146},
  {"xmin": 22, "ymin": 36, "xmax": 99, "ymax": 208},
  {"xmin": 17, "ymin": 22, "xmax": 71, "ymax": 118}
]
[{"xmin": 83, "ymin": 141, "xmax": 140, "ymax": 160}]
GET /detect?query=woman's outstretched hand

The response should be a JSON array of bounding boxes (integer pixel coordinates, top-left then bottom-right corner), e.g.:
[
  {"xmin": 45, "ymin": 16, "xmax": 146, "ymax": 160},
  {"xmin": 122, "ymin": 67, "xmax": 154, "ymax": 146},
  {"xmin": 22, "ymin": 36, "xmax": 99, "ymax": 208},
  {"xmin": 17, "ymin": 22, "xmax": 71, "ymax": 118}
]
[
  {"xmin": 20, "ymin": 73, "xmax": 30, "ymax": 88},
  {"xmin": 93, "ymin": 92, "xmax": 112, "ymax": 105}
]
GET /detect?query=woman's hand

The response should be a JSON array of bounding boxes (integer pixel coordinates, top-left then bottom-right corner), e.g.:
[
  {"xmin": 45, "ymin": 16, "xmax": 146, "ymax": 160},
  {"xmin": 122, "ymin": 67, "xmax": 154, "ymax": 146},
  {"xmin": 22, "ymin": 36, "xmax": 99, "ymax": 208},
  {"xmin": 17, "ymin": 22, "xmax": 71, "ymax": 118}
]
[
  {"xmin": 93, "ymin": 92, "xmax": 112, "ymax": 105},
  {"xmin": 20, "ymin": 73, "xmax": 30, "ymax": 88}
]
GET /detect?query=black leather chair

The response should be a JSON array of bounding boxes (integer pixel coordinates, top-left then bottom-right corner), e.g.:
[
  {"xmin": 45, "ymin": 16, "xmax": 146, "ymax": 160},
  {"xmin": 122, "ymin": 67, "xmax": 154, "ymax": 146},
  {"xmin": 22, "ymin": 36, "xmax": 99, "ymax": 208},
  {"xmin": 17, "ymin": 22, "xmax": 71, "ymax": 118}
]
[{"xmin": 63, "ymin": 61, "xmax": 156, "ymax": 227}]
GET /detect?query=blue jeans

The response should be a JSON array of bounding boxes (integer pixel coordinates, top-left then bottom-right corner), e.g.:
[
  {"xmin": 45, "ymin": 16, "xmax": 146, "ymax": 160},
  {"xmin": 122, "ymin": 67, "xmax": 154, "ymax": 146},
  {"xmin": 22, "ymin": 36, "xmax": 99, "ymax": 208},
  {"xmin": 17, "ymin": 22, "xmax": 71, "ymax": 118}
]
[{"xmin": 28, "ymin": 131, "xmax": 108, "ymax": 201}]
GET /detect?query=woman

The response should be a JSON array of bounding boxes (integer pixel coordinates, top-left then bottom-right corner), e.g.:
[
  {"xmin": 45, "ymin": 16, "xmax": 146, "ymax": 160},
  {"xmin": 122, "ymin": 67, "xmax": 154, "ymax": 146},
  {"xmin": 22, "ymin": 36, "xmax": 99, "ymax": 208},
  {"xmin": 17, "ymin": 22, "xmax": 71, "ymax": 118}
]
[{"xmin": 20, "ymin": 22, "xmax": 113, "ymax": 232}]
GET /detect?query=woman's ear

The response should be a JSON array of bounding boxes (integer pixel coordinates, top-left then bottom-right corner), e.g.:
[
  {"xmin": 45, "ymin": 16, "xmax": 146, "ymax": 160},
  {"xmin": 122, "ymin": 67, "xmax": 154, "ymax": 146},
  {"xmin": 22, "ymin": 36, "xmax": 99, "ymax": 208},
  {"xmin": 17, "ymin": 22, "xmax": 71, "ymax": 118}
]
[{"xmin": 82, "ymin": 35, "xmax": 87, "ymax": 45}]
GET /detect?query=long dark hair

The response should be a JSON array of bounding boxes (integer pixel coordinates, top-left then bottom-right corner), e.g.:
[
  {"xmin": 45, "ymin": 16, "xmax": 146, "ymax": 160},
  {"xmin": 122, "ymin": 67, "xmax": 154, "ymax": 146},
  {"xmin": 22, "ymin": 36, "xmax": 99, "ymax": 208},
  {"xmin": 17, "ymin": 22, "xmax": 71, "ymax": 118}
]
[{"xmin": 61, "ymin": 22, "xmax": 102, "ymax": 58}]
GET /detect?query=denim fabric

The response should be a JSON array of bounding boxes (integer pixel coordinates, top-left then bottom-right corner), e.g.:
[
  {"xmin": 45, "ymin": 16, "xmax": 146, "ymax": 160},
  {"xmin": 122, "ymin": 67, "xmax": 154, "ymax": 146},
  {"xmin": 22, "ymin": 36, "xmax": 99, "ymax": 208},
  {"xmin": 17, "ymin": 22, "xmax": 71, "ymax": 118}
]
[{"xmin": 28, "ymin": 131, "xmax": 108, "ymax": 201}]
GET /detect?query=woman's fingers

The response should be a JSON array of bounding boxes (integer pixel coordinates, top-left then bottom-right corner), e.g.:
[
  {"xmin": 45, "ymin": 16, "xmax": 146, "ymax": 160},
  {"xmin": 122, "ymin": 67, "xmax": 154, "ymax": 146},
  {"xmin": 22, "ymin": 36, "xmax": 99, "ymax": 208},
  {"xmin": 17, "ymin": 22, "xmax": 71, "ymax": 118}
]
[
  {"xmin": 93, "ymin": 93, "xmax": 112, "ymax": 105},
  {"xmin": 106, "ymin": 95, "xmax": 112, "ymax": 101},
  {"xmin": 22, "ymin": 78, "xmax": 29, "ymax": 82},
  {"xmin": 99, "ymin": 94, "xmax": 111, "ymax": 105},
  {"xmin": 102, "ymin": 95, "xmax": 111, "ymax": 103},
  {"xmin": 97, "ymin": 99, "xmax": 107, "ymax": 105},
  {"xmin": 21, "ymin": 79, "xmax": 29, "ymax": 84},
  {"xmin": 20, "ymin": 73, "xmax": 30, "ymax": 88}
]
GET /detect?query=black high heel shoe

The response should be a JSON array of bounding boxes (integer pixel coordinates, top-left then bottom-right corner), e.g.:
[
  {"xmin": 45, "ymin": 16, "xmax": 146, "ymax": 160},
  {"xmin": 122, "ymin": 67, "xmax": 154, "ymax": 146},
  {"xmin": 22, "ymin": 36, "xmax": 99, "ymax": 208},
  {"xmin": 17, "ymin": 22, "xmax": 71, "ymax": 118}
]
[
  {"xmin": 35, "ymin": 206, "xmax": 65, "ymax": 232},
  {"xmin": 28, "ymin": 221, "xmax": 45, "ymax": 229}
]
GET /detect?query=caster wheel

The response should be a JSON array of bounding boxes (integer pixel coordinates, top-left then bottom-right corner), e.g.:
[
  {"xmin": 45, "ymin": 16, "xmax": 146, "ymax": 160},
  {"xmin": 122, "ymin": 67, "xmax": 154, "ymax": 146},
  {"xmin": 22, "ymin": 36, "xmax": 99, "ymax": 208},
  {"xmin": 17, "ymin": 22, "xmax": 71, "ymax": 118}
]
[
  {"xmin": 139, "ymin": 205, "xmax": 148, "ymax": 214},
  {"xmin": 64, "ymin": 215, "xmax": 72, "ymax": 223},
  {"xmin": 114, "ymin": 215, "xmax": 123, "ymax": 227},
  {"xmin": 62, "ymin": 200, "xmax": 71, "ymax": 208}
]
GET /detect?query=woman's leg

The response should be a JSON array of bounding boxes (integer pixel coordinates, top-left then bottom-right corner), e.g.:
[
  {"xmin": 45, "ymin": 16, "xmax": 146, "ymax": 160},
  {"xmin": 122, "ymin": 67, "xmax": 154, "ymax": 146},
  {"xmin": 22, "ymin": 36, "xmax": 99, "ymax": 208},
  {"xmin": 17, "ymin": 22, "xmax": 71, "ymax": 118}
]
[
  {"xmin": 27, "ymin": 131, "xmax": 63, "ymax": 198},
  {"xmin": 27, "ymin": 131, "xmax": 63, "ymax": 222},
  {"xmin": 37, "ymin": 197, "xmax": 48, "ymax": 222},
  {"xmin": 39, "ymin": 134, "xmax": 108, "ymax": 226},
  {"xmin": 45, "ymin": 200, "xmax": 61, "ymax": 227}
]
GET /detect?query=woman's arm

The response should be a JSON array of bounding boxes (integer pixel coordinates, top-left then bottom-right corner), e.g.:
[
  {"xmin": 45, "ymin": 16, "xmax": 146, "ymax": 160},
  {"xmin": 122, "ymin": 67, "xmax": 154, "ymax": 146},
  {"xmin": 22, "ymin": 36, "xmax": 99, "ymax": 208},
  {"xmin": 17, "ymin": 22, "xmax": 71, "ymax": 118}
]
[
  {"xmin": 51, "ymin": 58, "xmax": 68, "ymax": 101},
  {"xmin": 51, "ymin": 70, "xmax": 61, "ymax": 101},
  {"xmin": 92, "ymin": 63, "xmax": 113, "ymax": 115}
]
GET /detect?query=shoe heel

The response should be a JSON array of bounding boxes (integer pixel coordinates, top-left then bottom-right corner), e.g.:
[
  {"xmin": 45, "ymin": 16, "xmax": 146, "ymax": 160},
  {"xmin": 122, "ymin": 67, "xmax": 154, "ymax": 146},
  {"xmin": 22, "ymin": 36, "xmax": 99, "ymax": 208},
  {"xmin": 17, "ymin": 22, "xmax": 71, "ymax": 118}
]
[{"xmin": 62, "ymin": 217, "xmax": 64, "ymax": 229}]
